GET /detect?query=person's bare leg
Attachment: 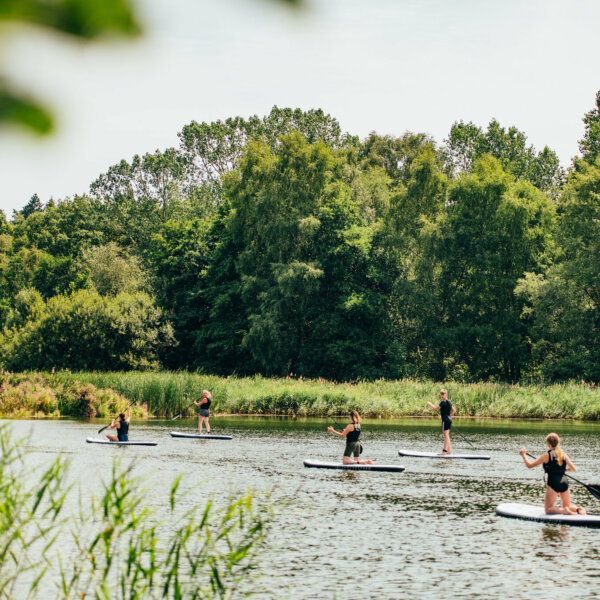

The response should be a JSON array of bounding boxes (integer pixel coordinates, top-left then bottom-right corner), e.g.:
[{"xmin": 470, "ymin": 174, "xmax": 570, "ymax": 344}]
[
  {"xmin": 544, "ymin": 487, "xmax": 574, "ymax": 514},
  {"xmin": 198, "ymin": 416, "xmax": 202, "ymax": 434},
  {"xmin": 106, "ymin": 434, "xmax": 118, "ymax": 442},
  {"xmin": 205, "ymin": 417, "xmax": 210, "ymax": 434},
  {"xmin": 438, "ymin": 430, "xmax": 451, "ymax": 454},
  {"xmin": 558, "ymin": 490, "xmax": 580, "ymax": 515}
]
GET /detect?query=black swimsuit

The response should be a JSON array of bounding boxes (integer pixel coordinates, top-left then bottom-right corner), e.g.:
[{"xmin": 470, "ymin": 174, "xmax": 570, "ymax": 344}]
[
  {"xmin": 543, "ymin": 450, "xmax": 568, "ymax": 493},
  {"xmin": 440, "ymin": 399, "xmax": 453, "ymax": 431}
]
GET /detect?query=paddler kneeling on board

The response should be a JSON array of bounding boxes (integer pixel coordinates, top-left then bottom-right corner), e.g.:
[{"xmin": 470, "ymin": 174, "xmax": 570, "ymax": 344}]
[
  {"xmin": 519, "ymin": 433, "xmax": 586, "ymax": 515},
  {"xmin": 327, "ymin": 410, "xmax": 374, "ymax": 465},
  {"xmin": 427, "ymin": 388, "xmax": 455, "ymax": 455},
  {"xmin": 107, "ymin": 406, "xmax": 130, "ymax": 442}
]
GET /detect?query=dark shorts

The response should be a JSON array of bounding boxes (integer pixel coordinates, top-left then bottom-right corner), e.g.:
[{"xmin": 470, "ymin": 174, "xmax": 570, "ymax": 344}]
[
  {"xmin": 344, "ymin": 441, "xmax": 361, "ymax": 458},
  {"xmin": 547, "ymin": 477, "xmax": 569, "ymax": 494},
  {"xmin": 198, "ymin": 409, "xmax": 210, "ymax": 418},
  {"xmin": 117, "ymin": 433, "xmax": 129, "ymax": 442},
  {"xmin": 442, "ymin": 418, "xmax": 452, "ymax": 431}
]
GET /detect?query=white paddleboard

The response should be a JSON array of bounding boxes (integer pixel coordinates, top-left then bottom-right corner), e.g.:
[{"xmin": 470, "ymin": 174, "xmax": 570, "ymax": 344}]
[
  {"xmin": 86, "ymin": 438, "xmax": 157, "ymax": 446},
  {"xmin": 398, "ymin": 449, "xmax": 490, "ymax": 460},
  {"xmin": 304, "ymin": 459, "xmax": 405, "ymax": 472},
  {"xmin": 170, "ymin": 431, "xmax": 232, "ymax": 440},
  {"xmin": 496, "ymin": 502, "xmax": 600, "ymax": 528}
]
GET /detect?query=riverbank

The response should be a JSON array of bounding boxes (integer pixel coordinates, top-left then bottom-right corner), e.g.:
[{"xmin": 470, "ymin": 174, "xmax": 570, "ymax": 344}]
[
  {"xmin": 0, "ymin": 372, "xmax": 150, "ymax": 418},
  {"xmin": 4, "ymin": 371, "xmax": 595, "ymax": 420}
]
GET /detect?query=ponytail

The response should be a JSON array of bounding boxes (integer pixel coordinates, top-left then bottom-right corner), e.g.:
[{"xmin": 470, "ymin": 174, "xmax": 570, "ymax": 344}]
[
  {"xmin": 350, "ymin": 410, "xmax": 361, "ymax": 424},
  {"xmin": 546, "ymin": 433, "xmax": 564, "ymax": 466}
]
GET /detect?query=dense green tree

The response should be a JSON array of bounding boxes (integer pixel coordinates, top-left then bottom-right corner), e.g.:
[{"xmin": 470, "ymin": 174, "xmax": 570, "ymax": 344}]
[
  {"xmin": 80, "ymin": 243, "xmax": 146, "ymax": 296},
  {"xmin": 444, "ymin": 119, "xmax": 564, "ymax": 194},
  {"xmin": 198, "ymin": 133, "xmax": 401, "ymax": 379},
  {"xmin": 0, "ymin": 289, "xmax": 174, "ymax": 371},
  {"xmin": 517, "ymin": 157, "xmax": 600, "ymax": 381},
  {"xmin": 435, "ymin": 156, "xmax": 555, "ymax": 381},
  {"xmin": 148, "ymin": 218, "xmax": 215, "ymax": 368},
  {"xmin": 20, "ymin": 194, "xmax": 43, "ymax": 219},
  {"xmin": 578, "ymin": 90, "xmax": 600, "ymax": 164}
]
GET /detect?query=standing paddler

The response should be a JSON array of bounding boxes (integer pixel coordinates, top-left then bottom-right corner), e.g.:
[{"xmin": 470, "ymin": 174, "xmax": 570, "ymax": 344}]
[
  {"xmin": 327, "ymin": 410, "xmax": 374, "ymax": 465},
  {"xmin": 427, "ymin": 388, "xmax": 456, "ymax": 455},
  {"xmin": 194, "ymin": 390, "xmax": 212, "ymax": 435}
]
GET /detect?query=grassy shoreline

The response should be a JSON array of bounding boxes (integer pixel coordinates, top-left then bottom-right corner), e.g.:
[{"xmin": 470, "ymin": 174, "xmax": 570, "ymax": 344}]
[{"xmin": 1, "ymin": 371, "xmax": 595, "ymax": 421}]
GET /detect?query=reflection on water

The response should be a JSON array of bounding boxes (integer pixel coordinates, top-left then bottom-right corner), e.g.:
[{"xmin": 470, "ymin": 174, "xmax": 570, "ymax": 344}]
[{"xmin": 3, "ymin": 416, "xmax": 600, "ymax": 599}]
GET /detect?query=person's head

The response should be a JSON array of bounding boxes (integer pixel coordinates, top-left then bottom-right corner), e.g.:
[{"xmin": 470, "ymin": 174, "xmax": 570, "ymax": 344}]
[
  {"xmin": 546, "ymin": 432, "xmax": 564, "ymax": 465},
  {"xmin": 440, "ymin": 389, "xmax": 448, "ymax": 400},
  {"xmin": 118, "ymin": 412, "xmax": 125, "ymax": 421},
  {"xmin": 203, "ymin": 390, "xmax": 212, "ymax": 399},
  {"xmin": 350, "ymin": 410, "xmax": 361, "ymax": 424}
]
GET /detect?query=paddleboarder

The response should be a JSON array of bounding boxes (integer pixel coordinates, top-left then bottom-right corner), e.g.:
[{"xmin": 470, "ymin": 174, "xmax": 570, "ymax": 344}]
[
  {"xmin": 194, "ymin": 390, "xmax": 212, "ymax": 434},
  {"xmin": 519, "ymin": 433, "xmax": 586, "ymax": 515},
  {"xmin": 327, "ymin": 410, "xmax": 374, "ymax": 465},
  {"xmin": 427, "ymin": 388, "xmax": 456, "ymax": 454},
  {"xmin": 106, "ymin": 406, "xmax": 130, "ymax": 442}
]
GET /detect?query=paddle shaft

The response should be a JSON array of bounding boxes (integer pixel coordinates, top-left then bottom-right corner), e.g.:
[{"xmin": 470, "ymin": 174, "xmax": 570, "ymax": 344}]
[
  {"xmin": 451, "ymin": 424, "xmax": 475, "ymax": 448},
  {"xmin": 97, "ymin": 400, "xmax": 136, "ymax": 434},
  {"xmin": 526, "ymin": 452, "xmax": 600, "ymax": 501},
  {"xmin": 171, "ymin": 400, "xmax": 197, "ymax": 420}
]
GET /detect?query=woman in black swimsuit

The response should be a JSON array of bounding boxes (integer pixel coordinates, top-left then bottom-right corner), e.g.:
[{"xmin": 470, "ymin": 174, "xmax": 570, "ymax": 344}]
[
  {"xmin": 327, "ymin": 410, "xmax": 374, "ymax": 465},
  {"xmin": 427, "ymin": 389, "xmax": 456, "ymax": 455},
  {"xmin": 107, "ymin": 406, "xmax": 130, "ymax": 442},
  {"xmin": 520, "ymin": 433, "xmax": 586, "ymax": 515}
]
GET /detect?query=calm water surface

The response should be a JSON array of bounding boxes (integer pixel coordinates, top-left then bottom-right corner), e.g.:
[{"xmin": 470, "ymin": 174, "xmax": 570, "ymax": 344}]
[{"xmin": 6, "ymin": 417, "xmax": 600, "ymax": 599}]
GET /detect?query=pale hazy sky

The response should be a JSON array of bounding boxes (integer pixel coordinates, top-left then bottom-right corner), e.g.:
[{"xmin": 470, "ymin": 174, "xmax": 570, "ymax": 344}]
[{"xmin": 1, "ymin": 0, "xmax": 599, "ymax": 214}]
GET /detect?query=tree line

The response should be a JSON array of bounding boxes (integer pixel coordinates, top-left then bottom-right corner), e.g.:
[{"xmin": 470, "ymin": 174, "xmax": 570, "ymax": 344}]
[{"xmin": 3, "ymin": 97, "xmax": 600, "ymax": 382}]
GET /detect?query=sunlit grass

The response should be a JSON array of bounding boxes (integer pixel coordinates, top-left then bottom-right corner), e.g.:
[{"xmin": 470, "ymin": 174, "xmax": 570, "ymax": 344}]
[{"xmin": 35, "ymin": 371, "xmax": 600, "ymax": 420}]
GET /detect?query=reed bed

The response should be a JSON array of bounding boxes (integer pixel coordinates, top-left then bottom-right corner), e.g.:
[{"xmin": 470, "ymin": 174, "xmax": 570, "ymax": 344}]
[{"xmin": 36, "ymin": 371, "xmax": 600, "ymax": 420}]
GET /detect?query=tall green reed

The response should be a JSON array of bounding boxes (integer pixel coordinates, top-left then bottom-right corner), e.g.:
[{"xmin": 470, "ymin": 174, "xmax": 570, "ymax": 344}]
[{"xmin": 0, "ymin": 425, "xmax": 271, "ymax": 599}]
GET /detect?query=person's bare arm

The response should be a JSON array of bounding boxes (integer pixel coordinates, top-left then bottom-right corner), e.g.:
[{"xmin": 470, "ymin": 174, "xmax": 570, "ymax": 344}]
[
  {"xmin": 327, "ymin": 425, "xmax": 353, "ymax": 438},
  {"xmin": 519, "ymin": 449, "xmax": 547, "ymax": 469},
  {"xmin": 427, "ymin": 402, "xmax": 440, "ymax": 410},
  {"xmin": 564, "ymin": 453, "xmax": 576, "ymax": 472}
]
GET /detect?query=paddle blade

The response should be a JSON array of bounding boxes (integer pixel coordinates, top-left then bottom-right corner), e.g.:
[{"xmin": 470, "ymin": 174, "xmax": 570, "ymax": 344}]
[
  {"xmin": 586, "ymin": 484, "xmax": 600, "ymax": 501},
  {"xmin": 171, "ymin": 413, "xmax": 182, "ymax": 421},
  {"xmin": 97, "ymin": 424, "xmax": 109, "ymax": 434}
]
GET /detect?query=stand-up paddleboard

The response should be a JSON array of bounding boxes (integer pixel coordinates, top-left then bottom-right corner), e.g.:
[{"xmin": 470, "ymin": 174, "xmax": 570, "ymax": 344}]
[
  {"xmin": 496, "ymin": 503, "xmax": 600, "ymax": 528},
  {"xmin": 171, "ymin": 431, "xmax": 233, "ymax": 440},
  {"xmin": 86, "ymin": 438, "xmax": 158, "ymax": 446},
  {"xmin": 304, "ymin": 459, "xmax": 405, "ymax": 472},
  {"xmin": 398, "ymin": 449, "xmax": 490, "ymax": 460}
]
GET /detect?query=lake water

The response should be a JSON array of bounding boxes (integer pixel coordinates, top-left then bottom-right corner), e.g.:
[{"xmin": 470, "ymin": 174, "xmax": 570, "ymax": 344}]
[{"xmin": 5, "ymin": 416, "xmax": 600, "ymax": 599}]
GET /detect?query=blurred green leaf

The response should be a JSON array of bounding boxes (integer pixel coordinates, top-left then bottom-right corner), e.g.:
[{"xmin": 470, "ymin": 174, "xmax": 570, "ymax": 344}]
[
  {"xmin": 0, "ymin": 87, "xmax": 53, "ymax": 134},
  {"xmin": 0, "ymin": 0, "xmax": 141, "ymax": 38}
]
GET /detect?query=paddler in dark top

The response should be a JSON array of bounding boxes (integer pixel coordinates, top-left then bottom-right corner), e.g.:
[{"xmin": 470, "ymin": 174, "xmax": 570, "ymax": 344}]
[
  {"xmin": 427, "ymin": 388, "xmax": 456, "ymax": 455},
  {"xmin": 327, "ymin": 410, "xmax": 374, "ymax": 464},
  {"xmin": 194, "ymin": 390, "xmax": 212, "ymax": 435},
  {"xmin": 107, "ymin": 406, "xmax": 130, "ymax": 442},
  {"xmin": 519, "ymin": 433, "xmax": 586, "ymax": 515}
]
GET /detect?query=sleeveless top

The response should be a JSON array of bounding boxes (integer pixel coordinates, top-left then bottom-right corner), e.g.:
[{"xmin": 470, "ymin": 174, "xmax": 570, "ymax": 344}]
[
  {"xmin": 201, "ymin": 397, "xmax": 212, "ymax": 410},
  {"xmin": 543, "ymin": 449, "xmax": 566, "ymax": 478},
  {"xmin": 440, "ymin": 399, "xmax": 453, "ymax": 421},
  {"xmin": 346, "ymin": 423, "xmax": 361, "ymax": 443},
  {"xmin": 118, "ymin": 420, "xmax": 129, "ymax": 436}
]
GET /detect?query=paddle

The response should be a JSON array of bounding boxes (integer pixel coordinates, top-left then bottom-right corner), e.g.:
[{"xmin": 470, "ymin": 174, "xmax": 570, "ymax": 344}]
[
  {"xmin": 171, "ymin": 399, "xmax": 196, "ymax": 420},
  {"xmin": 451, "ymin": 424, "xmax": 476, "ymax": 449},
  {"xmin": 526, "ymin": 452, "xmax": 600, "ymax": 501},
  {"xmin": 97, "ymin": 400, "xmax": 136, "ymax": 434}
]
